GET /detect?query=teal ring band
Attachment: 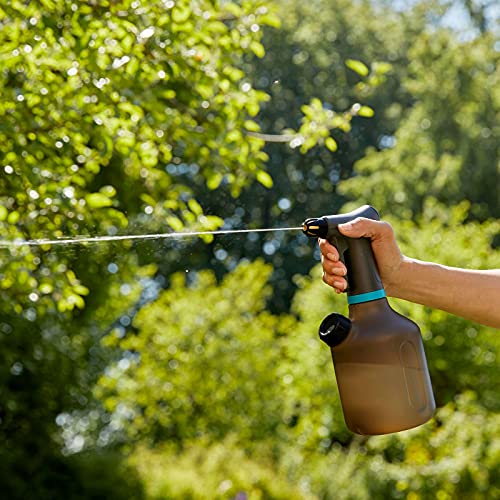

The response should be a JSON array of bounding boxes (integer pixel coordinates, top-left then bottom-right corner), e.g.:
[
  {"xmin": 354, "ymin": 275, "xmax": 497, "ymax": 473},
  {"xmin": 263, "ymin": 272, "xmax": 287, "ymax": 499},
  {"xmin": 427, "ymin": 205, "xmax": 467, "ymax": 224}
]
[{"xmin": 347, "ymin": 289, "xmax": 386, "ymax": 305}]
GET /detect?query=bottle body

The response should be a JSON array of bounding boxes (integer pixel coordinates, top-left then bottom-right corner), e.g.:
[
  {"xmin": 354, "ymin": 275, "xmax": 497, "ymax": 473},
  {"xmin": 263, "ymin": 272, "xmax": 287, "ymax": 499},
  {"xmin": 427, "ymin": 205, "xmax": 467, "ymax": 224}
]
[{"xmin": 331, "ymin": 299, "xmax": 435, "ymax": 435}]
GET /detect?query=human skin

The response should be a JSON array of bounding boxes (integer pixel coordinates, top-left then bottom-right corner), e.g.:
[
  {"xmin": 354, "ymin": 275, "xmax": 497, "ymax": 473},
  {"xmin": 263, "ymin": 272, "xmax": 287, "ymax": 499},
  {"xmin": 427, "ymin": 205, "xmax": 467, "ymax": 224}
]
[{"xmin": 319, "ymin": 217, "xmax": 500, "ymax": 329}]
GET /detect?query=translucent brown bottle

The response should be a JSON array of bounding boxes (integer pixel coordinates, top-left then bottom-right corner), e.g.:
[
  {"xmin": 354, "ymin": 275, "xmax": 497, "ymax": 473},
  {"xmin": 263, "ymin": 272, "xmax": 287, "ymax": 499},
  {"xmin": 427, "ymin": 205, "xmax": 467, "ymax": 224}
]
[{"xmin": 303, "ymin": 205, "xmax": 435, "ymax": 435}]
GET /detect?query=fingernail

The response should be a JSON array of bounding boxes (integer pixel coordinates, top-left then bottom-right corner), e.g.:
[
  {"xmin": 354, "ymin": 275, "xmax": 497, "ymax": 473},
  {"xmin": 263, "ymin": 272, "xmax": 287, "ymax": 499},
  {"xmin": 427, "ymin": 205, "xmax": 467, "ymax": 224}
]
[
  {"xmin": 333, "ymin": 280, "xmax": 344, "ymax": 289},
  {"xmin": 327, "ymin": 253, "xmax": 338, "ymax": 262},
  {"xmin": 333, "ymin": 267, "xmax": 346, "ymax": 276}
]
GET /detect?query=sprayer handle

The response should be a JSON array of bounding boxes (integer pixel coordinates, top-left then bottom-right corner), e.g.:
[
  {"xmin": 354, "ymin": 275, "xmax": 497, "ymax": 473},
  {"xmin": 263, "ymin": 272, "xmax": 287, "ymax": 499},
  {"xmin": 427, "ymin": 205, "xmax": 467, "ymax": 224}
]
[
  {"xmin": 303, "ymin": 205, "xmax": 384, "ymax": 298},
  {"xmin": 330, "ymin": 232, "xmax": 384, "ymax": 298}
]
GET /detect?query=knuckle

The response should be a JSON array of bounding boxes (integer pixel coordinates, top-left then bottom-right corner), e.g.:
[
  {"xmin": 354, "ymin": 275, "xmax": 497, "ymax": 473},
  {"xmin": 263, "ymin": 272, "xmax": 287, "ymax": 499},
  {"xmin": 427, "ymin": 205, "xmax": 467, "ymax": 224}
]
[
  {"xmin": 318, "ymin": 240, "xmax": 328, "ymax": 254},
  {"xmin": 322, "ymin": 272, "xmax": 334, "ymax": 286},
  {"xmin": 353, "ymin": 217, "xmax": 368, "ymax": 226},
  {"xmin": 379, "ymin": 220, "xmax": 394, "ymax": 236}
]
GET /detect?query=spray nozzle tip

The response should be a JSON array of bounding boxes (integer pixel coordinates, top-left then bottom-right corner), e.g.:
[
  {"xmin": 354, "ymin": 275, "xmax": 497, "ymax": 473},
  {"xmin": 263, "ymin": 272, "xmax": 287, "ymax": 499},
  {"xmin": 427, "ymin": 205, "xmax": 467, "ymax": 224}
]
[{"xmin": 302, "ymin": 217, "xmax": 328, "ymax": 238}]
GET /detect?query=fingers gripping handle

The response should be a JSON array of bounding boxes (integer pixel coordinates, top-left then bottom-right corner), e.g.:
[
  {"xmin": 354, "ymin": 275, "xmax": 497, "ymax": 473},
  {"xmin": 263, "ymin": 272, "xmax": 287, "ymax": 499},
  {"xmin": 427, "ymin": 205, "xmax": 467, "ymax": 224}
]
[
  {"xmin": 303, "ymin": 205, "xmax": 385, "ymax": 299},
  {"xmin": 328, "ymin": 228, "xmax": 351, "ymax": 290},
  {"xmin": 336, "ymin": 234, "xmax": 384, "ymax": 298}
]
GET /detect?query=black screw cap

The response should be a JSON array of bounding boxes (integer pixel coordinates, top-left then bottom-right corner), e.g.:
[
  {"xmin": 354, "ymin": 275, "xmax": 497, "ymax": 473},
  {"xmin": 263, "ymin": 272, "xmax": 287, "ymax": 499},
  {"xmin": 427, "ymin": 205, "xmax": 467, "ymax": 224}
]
[{"xmin": 319, "ymin": 313, "xmax": 352, "ymax": 347}]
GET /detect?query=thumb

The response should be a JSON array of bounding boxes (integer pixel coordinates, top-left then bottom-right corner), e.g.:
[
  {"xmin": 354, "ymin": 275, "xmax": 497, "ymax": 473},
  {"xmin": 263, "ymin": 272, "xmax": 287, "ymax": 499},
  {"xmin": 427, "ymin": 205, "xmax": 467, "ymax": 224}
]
[{"xmin": 338, "ymin": 217, "xmax": 385, "ymax": 240}]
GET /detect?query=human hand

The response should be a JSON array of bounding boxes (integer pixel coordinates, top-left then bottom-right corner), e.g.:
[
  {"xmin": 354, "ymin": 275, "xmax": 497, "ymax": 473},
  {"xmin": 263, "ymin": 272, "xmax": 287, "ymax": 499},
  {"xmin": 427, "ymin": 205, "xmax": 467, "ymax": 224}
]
[{"xmin": 319, "ymin": 217, "xmax": 405, "ymax": 296}]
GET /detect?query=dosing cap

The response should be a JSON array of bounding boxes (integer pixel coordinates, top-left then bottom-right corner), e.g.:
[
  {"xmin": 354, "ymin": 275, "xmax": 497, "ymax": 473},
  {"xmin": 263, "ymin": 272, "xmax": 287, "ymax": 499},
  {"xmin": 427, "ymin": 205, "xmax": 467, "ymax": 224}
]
[{"xmin": 319, "ymin": 313, "xmax": 352, "ymax": 347}]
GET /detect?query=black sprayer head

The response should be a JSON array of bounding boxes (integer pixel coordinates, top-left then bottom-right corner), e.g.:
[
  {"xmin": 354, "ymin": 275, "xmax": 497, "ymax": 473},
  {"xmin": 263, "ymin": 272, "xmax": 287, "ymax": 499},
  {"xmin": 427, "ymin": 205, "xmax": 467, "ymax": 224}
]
[{"xmin": 302, "ymin": 217, "xmax": 328, "ymax": 238}]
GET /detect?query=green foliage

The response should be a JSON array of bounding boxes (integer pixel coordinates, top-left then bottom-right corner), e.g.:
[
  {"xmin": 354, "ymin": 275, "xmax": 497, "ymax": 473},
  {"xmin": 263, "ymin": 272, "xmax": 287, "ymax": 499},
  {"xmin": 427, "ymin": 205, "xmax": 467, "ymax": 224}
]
[
  {"xmin": 128, "ymin": 438, "xmax": 307, "ymax": 499},
  {"xmin": 0, "ymin": 449, "xmax": 145, "ymax": 500},
  {"xmin": 340, "ymin": 29, "xmax": 500, "ymax": 220},
  {"xmin": 290, "ymin": 98, "xmax": 372, "ymax": 154},
  {"xmin": 1, "ymin": 1, "xmax": 499, "ymax": 499},
  {"xmin": 288, "ymin": 392, "xmax": 500, "ymax": 499},
  {"xmin": 182, "ymin": 0, "xmax": 427, "ymax": 312},
  {"xmin": 346, "ymin": 58, "xmax": 369, "ymax": 77},
  {"xmin": 0, "ymin": 0, "xmax": 276, "ymax": 495},
  {"xmin": 94, "ymin": 222, "xmax": 500, "ymax": 497},
  {"xmin": 96, "ymin": 260, "xmax": 294, "ymax": 445}
]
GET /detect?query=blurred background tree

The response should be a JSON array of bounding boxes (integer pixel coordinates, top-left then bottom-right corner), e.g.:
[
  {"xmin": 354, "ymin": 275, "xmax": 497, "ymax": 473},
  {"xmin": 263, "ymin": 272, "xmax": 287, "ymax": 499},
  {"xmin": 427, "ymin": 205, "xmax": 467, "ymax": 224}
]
[
  {"xmin": 340, "ymin": 27, "xmax": 500, "ymax": 221},
  {"xmin": 0, "ymin": 0, "xmax": 275, "ymax": 496},
  {"xmin": 0, "ymin": 0, "xmax": 499, "ymax": 498}
]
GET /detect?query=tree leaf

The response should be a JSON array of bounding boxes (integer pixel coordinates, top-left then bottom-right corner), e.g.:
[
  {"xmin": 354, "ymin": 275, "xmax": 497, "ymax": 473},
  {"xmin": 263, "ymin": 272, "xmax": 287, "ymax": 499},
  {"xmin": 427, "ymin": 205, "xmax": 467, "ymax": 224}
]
[
  {"xmin": 250, "ymin": 41, "xmax": 265, "ymax": 58},
  {"xmin": 357, "ymin": 105, "xmax": 375, "ymax": 117},
  {"xmin": 188, "ymin": 199, "xmax": 203, "ymax": 216},
  {"xmin": 207, "ymin": 172, "xmax": 223, "ymax": 190},
  {"xmin": 256, "ymin": 170, "xmax": 273, "ymax": 188},
  {"xmin": 325, "ymin": 137, "xmax": 338, "ymax": 152},
  {"xmin": 346, "ymin": 59, "xmax": 369, "ymax": 77},
  {"xmin": 85, "ymin": 193, "xmax": 113, "ymax": 208}
]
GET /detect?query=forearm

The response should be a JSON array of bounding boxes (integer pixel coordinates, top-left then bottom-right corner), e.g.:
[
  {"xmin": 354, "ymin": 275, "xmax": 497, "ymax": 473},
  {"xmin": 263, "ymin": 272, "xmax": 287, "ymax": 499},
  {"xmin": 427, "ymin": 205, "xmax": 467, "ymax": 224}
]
[{"xmin": 389, "ymin": 259, "xmax": 500, "ymax": 328}]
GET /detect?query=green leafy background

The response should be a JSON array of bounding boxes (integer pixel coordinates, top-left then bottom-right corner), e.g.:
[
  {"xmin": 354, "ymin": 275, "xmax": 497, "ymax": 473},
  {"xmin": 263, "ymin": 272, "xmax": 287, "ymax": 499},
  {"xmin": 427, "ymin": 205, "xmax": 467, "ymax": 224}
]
[{"xmin": 0, "ymin": 1, "xmax": 498, "ymax": 498}]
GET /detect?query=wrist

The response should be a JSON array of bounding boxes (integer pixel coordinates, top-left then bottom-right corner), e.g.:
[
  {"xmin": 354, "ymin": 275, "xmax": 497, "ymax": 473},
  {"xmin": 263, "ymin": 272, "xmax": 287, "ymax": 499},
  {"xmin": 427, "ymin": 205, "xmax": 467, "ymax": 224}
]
[{"xmin": 384, "ymin": 256, "xmax": 412, "ymax": 298}]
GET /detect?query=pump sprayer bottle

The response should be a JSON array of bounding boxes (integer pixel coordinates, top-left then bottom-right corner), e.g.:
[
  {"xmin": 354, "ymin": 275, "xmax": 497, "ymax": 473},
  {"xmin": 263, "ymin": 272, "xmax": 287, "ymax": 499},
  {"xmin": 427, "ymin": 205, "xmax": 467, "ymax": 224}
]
[{"xmin": 303, "ymin": 205, "xmax": 435, "ymax": 435}]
